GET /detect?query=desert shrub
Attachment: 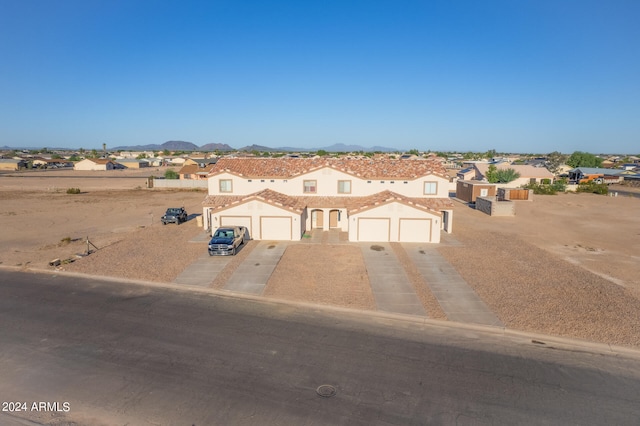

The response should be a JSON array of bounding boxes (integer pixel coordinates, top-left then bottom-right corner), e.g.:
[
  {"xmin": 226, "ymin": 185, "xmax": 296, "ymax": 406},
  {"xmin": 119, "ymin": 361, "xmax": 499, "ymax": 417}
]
[
  {"xmin": 164, "ymin": 170, "xmax": 179, "ymax": 179},
  {"xmin": 523, "ymin": 180, "xmax": 566, "ymax": 195},
  {"xmin": 66, "ymin": 188, "xmax": 81, "ymax": 194},
  {"xmin": 576, "ymin": 182, "xmax": 608, "ymax": 195}
]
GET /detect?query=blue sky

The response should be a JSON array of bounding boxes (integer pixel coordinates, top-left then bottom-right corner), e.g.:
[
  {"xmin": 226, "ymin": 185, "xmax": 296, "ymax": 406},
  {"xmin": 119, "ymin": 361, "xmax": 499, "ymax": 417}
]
[{"xmin": 1, "ymin": 0, "xmax": 639, "ymax": 153}]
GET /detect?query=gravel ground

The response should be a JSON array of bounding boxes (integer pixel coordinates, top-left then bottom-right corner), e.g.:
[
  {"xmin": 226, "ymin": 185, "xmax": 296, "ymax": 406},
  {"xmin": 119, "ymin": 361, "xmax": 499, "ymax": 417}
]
[
  {"xmin": 2, "ymin": 172, "xmax": 639, "ymax": 348},
  {"xmin": 439, "ymin": 205, "xmax": 640, "ymax": 348},
  {"xmin": 264, "ymin": 244, "xmax": 376, "ymax": 310},
  {"xmin": 63, "ymin": 220, "xmax": 205, "ymax": 283}
]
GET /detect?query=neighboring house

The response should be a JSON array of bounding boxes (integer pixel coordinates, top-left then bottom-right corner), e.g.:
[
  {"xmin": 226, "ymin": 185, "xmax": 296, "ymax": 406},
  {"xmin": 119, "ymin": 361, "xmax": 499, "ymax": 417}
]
[
  {"xmin": 32, "ymin": 158, "xmax": 72, "ymax": 168},
  {"xmin": 119, "ymin": 151, "xmax": 155, "ymax": 159},
  {"xmin": 117, "ymin": 159, "xmax": 149, "ymax": 169},
  {"xmin": 456, "ymin": 167, "xmax": 476, "ymax": 181},
  {"xmin": 202, "ymin": 158, "xmax": 454, "ymax": 243},
  {"xmin": 473, "ymin": 163, "xmax": 554, "ymax": 187},
  {"xmin": 165, "ymin": 157, "xmax": 187, "ymax": 166},
  {"xmin": 179, "ymin": 163, "xmax": 217, "ymax": 180},
  {"xmin": 184, "ymin": 157, "xmax": 218, "ymax": 167},
  {"xmin": 0, "ymin": 159, "xmax": 27, "ymax": 170},
  {"xmin": 74, "ymin": 158, "xmax": 118, "ymax": 171},
  {"xmin": 568, "ymin": 168, "xmax": 626, "ymax": 183}
]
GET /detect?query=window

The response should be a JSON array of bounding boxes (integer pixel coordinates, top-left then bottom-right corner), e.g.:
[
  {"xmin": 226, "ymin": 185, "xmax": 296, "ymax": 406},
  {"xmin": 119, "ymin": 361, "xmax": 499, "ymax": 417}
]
[
  {"xmin": 337, "ymin": 180, "xmax": 351, "ymax": 194},
  {"xmin": 424, "ymin": 181, "xmax": 438, "ymax": 195},
  {"xmin": 219, "ymin": 179, "xmax": 232, "ymax": 193},
  {"xmin": 303, "ymin": 180, "xmax": 317, "ymax": 194}
]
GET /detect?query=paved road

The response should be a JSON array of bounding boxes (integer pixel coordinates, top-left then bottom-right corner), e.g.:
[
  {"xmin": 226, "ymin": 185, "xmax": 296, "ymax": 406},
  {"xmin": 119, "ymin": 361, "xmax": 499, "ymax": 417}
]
[{"xmin": 1, "ymin": 270, "xmax": 640, "ymax": 425}]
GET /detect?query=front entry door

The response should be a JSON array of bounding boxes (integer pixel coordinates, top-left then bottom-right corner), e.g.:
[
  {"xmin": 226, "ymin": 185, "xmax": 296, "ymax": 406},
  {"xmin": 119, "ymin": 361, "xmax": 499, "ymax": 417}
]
[
  {"xmin": 329, "ymin": 210, "xmax": 338, "ymax": 228},
  {"xmin": 312, "ymin": 210, "xmax": 324, "ymax": 229}
]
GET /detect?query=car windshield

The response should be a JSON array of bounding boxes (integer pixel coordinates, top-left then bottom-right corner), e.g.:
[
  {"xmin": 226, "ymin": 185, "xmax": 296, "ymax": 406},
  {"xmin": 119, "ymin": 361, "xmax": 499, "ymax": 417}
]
[
  {"xmin": 166, "ymin": 208, "xmax": 181, "ymax": 214},
  {"xmin": 214, "ymin": 230, "xmax": 234, "ymax": 238}
]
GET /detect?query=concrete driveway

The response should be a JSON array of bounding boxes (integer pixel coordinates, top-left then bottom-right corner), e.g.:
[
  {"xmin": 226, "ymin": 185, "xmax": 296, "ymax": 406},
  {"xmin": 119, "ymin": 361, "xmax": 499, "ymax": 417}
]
[{"xmin": 175, "ymin": 229, "xmax": 503, "ymax": 326}]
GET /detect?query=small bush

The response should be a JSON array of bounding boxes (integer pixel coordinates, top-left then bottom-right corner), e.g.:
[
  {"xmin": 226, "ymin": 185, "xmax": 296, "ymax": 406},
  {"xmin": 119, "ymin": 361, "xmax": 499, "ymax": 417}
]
[
  {"xmin": 66, "ymin": 188, "xmax": 81, "ymax": 194},
  {"xmin": 576, "ymin": 182, "xmax": 608, "ymax": 195},
  {"xmin": 164, "ymin": 170, "xmax": 179, "ymax": 179},
  {"xmin": 522, "ymin": 180, "xmax": 566, "ymax": 195}
]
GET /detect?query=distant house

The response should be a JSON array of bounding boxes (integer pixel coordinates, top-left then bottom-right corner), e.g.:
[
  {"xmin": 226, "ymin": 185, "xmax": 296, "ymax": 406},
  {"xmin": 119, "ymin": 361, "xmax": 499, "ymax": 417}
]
[
  {"xmin": 74, "ymin": 158, "xmax": 119, "ymax": 171},
  {"xmin": 32, "ymin": 158, "xmax": 73, "ymax": 168},
  {"xmin": 568, "ymin": 168, "xmax": 625, "ymax": 183},
  {"xmin": 0, "ymin": 159, "xmax": 27, "ymax": 171},
  {"xmin": 184, "ymin": 157, "xmax": 218, "ymax": 167},
  {"xmin": 473, "ymin": 163, "xmax": 554, "ymax": 187},
  {"xmin": 456, "ymin": 167, "xmax": 476, "ymax": 181},
  {"xmin": 178, "ymin": 163, "xmax": 217, "ymax": 180},
  {"xmin": 117, "ymin": 159, "xmax": 149, "ymax": 169}
]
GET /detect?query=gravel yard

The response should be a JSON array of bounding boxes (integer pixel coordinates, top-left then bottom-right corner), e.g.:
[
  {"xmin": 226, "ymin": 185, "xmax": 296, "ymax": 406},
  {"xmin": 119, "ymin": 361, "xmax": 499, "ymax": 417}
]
[{"xmin": 1, "ymin": 170, "xmax": 639, "ymax": 348}]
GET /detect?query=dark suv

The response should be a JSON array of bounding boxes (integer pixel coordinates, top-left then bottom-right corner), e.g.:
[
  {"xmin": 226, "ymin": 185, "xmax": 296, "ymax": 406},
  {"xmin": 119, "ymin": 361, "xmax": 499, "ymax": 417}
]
[{"xmin": 161, "ymin": 207, "xmax": 187, "ymax": 225}]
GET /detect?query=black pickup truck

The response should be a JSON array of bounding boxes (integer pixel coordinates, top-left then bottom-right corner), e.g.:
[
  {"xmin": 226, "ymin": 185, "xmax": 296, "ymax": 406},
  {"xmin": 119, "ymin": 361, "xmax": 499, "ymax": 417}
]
[
  {"xmin": 208, "ymin": 226, "xmax": 247, "ymax": 256},
  {"xmin": 161, "ymin": 207, "xmax": 187, "ymax": 225}
]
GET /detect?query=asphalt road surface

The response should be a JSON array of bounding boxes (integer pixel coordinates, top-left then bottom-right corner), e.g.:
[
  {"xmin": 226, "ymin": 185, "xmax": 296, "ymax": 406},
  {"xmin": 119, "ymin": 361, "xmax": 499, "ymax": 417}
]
[{"xmin": 1, "ymin": 270, "xmax": 640, "ymax": 425}]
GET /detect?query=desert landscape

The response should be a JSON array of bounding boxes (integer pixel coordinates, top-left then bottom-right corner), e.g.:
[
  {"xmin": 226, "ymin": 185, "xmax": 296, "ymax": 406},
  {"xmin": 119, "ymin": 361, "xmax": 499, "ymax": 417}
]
[{"xmin": 1, "ymin": 168, "xmax": 639, "ymax": 348}]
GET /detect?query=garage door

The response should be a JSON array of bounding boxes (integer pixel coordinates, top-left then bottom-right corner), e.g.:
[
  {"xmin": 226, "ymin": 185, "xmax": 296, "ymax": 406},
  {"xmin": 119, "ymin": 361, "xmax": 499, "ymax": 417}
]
[
  {"xmin": 260, "ymin": 217, "xmax": 292, "ymax": 240},
  {"xmin": 220, "ymin": 216, "xmax": 252, "ymax": 238},
  {"xmin": 357, "ymin": 218, "xmax": 390, "ymax": 242},
  {"xmin": 399, "ymin": 218, "xmax": 432, "ymax": 243}
]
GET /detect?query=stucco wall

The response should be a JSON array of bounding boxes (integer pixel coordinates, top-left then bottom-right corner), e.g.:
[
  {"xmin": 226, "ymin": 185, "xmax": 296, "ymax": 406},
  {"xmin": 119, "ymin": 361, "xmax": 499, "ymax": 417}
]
[
  {"xmin": 204, "ymin": 200, "xmax": 303, "ymax": 241},
  {"xmin": 207, "ymin": 168, "xmax": 450, "ymax": 199},
  {"xmin": 348, "ymin": 201, "xmax": 441, "ymax": 243},
  {"xmin": 152, "ymin": 179, "xmax": 208, "ymax": 189},
  {"xmin": 475, "ymin": 197, "xmax": 515, "ymax": 216}
]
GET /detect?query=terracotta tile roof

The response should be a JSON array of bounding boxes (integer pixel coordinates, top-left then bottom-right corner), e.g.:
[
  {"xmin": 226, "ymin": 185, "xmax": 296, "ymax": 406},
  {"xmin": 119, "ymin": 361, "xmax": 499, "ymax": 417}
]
[
  {"xmin": 179, "ymin": 164, "xmax": 216, "ymax": 175},
  {"xmin": 203, "ymin": 189, "xmax": 453, "ymax": 215},
  {"xmin": 347, "ymin": 190, "xmax": 453, "ymax": 215},
  {"xmin": 207, "ymin": 157, "xmax": 447, "ymax": 180},
  {"xmin": 202, "ymin": 189, "xmax": 306, "ymax": 214}
]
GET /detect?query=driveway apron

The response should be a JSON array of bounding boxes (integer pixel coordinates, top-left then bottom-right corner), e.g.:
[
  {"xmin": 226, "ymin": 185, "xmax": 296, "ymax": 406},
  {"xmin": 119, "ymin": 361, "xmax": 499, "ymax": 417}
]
[
  {"xmin": 402, "ymin": 244, "xmax": 504, "ymax": 327},
  {"xmin": 223, "ymin": 241, "xmax": 288, "ymax": 295},
  {"xmin": 359, "ymin": 243, "xmax": 427, "ymax": 317},
  {"xmin": 173, "ymin": 252, "xmax": 233, "ymax": 287}
]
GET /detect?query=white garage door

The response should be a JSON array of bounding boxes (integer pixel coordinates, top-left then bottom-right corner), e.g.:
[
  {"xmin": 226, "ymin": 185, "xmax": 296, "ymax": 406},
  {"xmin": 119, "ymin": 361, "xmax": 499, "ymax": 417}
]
[
  {"xmin": 260, "ymin": 217, "xmax": 292, "ymax": 240},
  {"xmin": 358, "ymin": 218, "xmax": 390, "ymax": 242},
  {"xmin": 399, "ymin": 218, "xmax": 432, "ymax": 243},
  {"xmin": 220, "ymin": 216, "xmax": 252, "ymax": 238}
]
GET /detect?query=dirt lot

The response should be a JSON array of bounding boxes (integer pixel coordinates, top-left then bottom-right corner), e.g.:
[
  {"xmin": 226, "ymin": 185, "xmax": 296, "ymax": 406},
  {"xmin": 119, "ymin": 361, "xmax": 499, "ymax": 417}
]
[{"xmin": 1, "ymin": 170, "xmax": 639, "ymax": 348}]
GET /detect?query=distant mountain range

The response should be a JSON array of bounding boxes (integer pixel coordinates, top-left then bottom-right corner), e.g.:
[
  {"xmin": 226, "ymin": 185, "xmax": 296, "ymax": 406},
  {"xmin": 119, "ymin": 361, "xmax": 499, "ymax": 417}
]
[{"xmin": 110, "ymin": 141, "xmax": 403, "ymax": 153}]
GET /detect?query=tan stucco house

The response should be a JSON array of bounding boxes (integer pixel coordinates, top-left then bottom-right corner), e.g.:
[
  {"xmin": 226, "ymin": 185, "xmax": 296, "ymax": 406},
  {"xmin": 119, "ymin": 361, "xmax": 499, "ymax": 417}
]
[
  {"xmin": 202, "ymin": 158, "xmax": 454, "ymax": 243},
  {"xmin": 473, "ymin": 163, "xmax": 554, "ymax": 187},
  {"xmin": 74, "ymin": 158, "xmax": 118, "ymax": 171},
  {"xmin": 0, "ymin": 159, "xmax": 27, "ymax": 170},
  {"xmin": 179, "ymin": 163, "xmax": 217, "ymax": 180}
]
